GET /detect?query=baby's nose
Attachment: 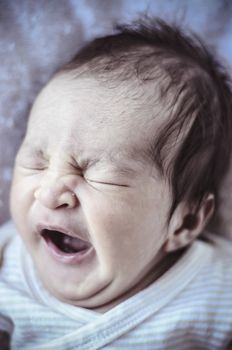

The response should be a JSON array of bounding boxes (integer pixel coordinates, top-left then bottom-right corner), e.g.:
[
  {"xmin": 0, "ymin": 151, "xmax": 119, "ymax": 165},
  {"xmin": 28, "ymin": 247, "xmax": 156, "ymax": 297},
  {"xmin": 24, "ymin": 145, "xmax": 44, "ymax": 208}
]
[{"xmin": 34, "ymin": 181, "xmax": 78, "ymax": 209}]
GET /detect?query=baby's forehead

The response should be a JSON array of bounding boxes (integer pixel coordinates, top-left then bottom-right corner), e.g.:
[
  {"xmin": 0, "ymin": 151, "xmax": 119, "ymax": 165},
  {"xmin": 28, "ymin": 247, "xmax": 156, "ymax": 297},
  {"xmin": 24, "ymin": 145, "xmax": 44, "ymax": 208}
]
[
  {"xmin": 27, "ymin": 74, "xmax": 172, "ymax": 173},
  {"xmin": 31, "ymin": 73, "xmax": 165, "ymax": 133}
]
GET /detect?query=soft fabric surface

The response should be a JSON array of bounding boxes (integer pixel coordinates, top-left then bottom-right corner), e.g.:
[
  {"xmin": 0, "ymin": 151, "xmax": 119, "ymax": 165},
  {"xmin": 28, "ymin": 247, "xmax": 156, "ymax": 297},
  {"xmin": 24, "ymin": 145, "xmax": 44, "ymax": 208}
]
[{"xmin": 0, "ymin": 0, "xmax": 232, "ymax": 237}]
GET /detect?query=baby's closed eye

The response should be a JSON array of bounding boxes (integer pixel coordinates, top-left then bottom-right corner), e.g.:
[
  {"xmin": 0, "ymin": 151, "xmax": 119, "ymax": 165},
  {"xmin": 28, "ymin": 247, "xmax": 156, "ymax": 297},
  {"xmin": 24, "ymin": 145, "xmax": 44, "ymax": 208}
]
[
  {"xmin": 16, "ymin": 143, "xmax": 48, "ymax": 171},
  {"xmin": 16, "ymin": 153, "xmax": 48, "ymax": 172},
  {"xmin": 86, "ymin": 178, "xmax": 130, "ymax": 187}
]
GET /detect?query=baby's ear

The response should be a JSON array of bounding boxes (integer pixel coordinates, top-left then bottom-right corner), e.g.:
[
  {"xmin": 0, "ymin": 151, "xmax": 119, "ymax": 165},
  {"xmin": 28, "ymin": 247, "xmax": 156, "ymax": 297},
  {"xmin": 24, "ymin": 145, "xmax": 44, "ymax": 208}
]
[{"xmin": 164, "ymin": 193, "xmax": 215, "ymax": 253}]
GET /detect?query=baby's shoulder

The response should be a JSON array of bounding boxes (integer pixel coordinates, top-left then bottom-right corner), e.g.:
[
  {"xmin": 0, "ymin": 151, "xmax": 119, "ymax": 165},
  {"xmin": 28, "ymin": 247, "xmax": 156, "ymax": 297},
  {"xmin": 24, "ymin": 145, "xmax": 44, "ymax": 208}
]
[
  {"xmin": 201, "ymin": 232, "xmax": 232, "ymax": 276},
  {"xmin": 202, "ymin": 230, "xmax": 232, "ymax": 256},
  {"xmin": 185, "ymin": 234, "xmax": 232, "ymax": 316}
]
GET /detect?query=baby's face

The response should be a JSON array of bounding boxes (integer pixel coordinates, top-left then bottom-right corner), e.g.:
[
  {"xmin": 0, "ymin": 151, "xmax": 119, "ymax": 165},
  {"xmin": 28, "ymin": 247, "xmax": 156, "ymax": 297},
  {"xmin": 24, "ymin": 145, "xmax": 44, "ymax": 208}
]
[{"xmin": 10, "ymin": 74, "xmax": 173, "ymax": 311}]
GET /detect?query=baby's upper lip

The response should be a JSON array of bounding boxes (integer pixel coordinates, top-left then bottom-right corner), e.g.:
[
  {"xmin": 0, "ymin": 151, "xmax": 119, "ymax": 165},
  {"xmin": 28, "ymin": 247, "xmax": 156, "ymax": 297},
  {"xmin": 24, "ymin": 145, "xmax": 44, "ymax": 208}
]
[{"xmin": 36, "ymin": 223, "xmax": 90, "ymax": 243}]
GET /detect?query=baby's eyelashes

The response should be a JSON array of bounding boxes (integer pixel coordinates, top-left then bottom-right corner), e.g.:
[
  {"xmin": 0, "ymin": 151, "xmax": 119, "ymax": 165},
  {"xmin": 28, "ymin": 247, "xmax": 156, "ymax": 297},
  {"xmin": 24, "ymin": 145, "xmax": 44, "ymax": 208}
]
[
  {"xmin": 16, "ymin": 156, "xmax": 48, "ymax": 172},
  {"xmin": 85, "ymin": 178, "xmax": 131, "ymax": 192},
  {"xmin": 86, "ymin": 179, "xmax": 130, "ymax": 187},
  {"xmin": 15, "ymin": 146, "xmax": 49, "ymax": 172}
]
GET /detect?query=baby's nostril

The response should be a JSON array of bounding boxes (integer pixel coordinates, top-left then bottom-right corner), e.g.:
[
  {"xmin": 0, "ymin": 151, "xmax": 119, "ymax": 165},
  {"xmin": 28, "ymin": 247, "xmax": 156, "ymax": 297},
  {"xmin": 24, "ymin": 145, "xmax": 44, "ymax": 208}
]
[
  {"xmin": 57, "ymin": 203, "xmax": 69, "ymax": 209},
  {"xmin": 57, "ymin": 191, "xmax": 77, "ymax": 209},
  {"xmin": 34, "ymin": 186, "xmax": 77, "ymax": 210}
]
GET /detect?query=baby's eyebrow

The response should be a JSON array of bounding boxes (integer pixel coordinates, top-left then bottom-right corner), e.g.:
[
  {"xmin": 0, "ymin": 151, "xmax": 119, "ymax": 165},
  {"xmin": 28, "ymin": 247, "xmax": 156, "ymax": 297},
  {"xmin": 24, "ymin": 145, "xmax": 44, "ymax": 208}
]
[
  {"xmin": 87, "ymin": 150, "xmax": 148, "ymax": 178},
  {"xmin": 18, "ymin": 143, "xmax": 46, "ymax": 159},
  {"xmin": 102, "ymin": 149, "xmax": 161, "ymax": 179},
  {"xmin": 84, "ymin": 156, "xmax": 137, "ymax": 177},
  {"xmin": 109, "ymin": 163, "xmax": 138, "ymax": 177}
]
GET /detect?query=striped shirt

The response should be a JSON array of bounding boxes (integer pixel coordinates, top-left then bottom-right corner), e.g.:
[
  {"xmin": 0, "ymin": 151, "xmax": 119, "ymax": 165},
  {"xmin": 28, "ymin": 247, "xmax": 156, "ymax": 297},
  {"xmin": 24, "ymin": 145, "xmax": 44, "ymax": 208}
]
[{"xmin": 0, "ymin": 221, "xmax": 232, "ymax": 350}]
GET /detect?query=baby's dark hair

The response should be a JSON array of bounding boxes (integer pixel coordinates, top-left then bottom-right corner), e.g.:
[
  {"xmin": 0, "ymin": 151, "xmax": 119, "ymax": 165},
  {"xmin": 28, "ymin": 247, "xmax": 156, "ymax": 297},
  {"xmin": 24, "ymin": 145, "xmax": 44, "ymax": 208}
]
[{"xmin": 60, "ymin": 18, "xmax": 232, "ymax": 221}]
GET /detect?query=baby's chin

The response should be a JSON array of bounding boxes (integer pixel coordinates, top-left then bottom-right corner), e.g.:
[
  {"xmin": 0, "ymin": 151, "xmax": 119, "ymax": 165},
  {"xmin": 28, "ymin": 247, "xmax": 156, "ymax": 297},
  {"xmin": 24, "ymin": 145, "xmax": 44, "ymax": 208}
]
[
  {"xmin": 39, "ymin": 271, "xmax": 109, "ymax": 306},
  {"xmin": 34, "ymin": 258, "xmax": 119, "ymax": 311},
  {"xmin": 51, "ymin": 289, "xmax": 116, "ymax": 313},
  {"xmin": 40, "ymin": 276, "xmax": 123, "ymax": 312},
  {"xmin": 46, "ymin": 286, "xmax": 129, "ymax": 313},
  {"xmin": 39, "ymin": 265, "xmax": 160, "ymax": 313},
  {"xmin": 36, "ymin": 261, "xmax": 147, "ymax": 313}
]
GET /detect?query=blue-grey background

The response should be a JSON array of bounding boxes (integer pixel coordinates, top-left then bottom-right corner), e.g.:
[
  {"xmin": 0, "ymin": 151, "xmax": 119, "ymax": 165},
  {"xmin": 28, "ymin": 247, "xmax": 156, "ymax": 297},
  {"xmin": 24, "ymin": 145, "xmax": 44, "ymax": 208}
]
[{"xmin": 0, "ymin": 0, "xmax": 232, "ymax": 237}]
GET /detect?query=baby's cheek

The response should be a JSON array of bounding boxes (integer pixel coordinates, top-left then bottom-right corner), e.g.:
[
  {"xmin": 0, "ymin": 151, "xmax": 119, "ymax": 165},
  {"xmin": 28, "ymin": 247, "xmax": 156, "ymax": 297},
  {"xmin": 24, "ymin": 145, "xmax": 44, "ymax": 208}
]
[{"xmin": 10, "ymin": 174, "xmax": 36, "ymax": 233}]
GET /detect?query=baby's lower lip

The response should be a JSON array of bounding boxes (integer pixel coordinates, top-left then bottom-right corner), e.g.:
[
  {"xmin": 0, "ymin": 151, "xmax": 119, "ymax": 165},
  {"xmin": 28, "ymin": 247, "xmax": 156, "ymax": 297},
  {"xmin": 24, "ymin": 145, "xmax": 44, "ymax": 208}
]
[{"xmin": 42, "ymin": 235, "xmax": 95, "ymax": 265}]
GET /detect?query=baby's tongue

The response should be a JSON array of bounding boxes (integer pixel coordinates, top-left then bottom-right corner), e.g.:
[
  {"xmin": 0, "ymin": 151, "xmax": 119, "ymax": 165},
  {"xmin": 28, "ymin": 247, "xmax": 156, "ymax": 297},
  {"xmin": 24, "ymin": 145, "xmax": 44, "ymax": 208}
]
[
  {"xmin": 62, "ymin": 235, "xmax": 90, "ymax": 252},
  {"xmin": 44, "ymin": 230, "xmax": 91, "ymax": 254}
]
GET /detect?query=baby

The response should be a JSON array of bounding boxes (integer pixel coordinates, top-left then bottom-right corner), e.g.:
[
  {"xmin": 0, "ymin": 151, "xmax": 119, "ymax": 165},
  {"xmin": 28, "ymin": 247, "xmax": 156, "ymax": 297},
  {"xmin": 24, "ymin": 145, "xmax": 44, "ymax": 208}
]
[{"xmin": 0, "ymin": 18, "xmax": 232, "ymax": 350}]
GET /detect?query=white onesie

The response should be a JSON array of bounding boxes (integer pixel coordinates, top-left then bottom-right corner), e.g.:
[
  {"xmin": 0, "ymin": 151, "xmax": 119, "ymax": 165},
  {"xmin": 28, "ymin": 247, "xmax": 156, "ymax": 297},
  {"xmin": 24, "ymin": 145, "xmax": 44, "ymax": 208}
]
[{"xmin": 0, "ymin": 221, "xmax": 232, "ymax": 350}]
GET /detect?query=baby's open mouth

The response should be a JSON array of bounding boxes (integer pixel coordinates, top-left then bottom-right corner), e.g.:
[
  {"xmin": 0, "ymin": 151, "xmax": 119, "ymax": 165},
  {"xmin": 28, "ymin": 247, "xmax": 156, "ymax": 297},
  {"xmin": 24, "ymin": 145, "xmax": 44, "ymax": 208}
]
[{"xmin": 41, "ymin": 229, "xmax": 92, "ymax": 255}]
